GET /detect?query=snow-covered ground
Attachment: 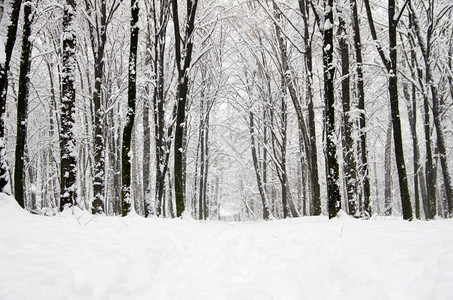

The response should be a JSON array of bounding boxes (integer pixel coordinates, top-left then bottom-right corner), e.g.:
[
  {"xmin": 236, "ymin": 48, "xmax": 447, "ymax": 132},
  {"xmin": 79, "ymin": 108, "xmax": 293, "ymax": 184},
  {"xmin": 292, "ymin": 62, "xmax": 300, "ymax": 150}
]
[{"xmin": 1, "ymin": 193, "xmax": 452, "ymax": 300}]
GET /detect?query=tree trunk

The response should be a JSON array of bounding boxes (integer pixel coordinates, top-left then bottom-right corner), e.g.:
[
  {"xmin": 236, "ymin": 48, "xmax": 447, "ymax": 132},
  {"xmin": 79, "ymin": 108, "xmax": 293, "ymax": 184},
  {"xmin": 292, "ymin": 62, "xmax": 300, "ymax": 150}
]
[
  {"xmin": 278, "ymin": 86, "xmax": 289, "ymax": 218},
  {"xmin": 198, "ymin": 89, "xmax": 206, "ymax": 220},
  {"xmin": 404, "ymin": 73, "xmax": 423, "ymax": 219},
  {"xmin": 364, "ymin": 0, "xmax": 413, "ymax": 220},
  {"xmin": 59, "ymin": 0, "xmax": 78, "ymax": 211},
  {"xmin": 338, "ymin": 9, "xmax": 358, "ymax": 216},
  {"xmin": 143, "ymin": 38, "xmax": 152, "ymax": 216},
  {"xmin": 298, "ymin": 0, "xmax": 321, "ymax": 216},
  {"xmin": 121, "ymin": 0, "xmax": 139, "ymax": 216},
  {"xmin": 89, "ymin": 0, "xmax": 107, "ymax": 214},
  {"xmin": 409, "ymin": 2, "xmax": 453, "ymax": 217},
  {"xmin": 249, "ymin": 112, "xmax": 272, "ymax": 220},
  {"xmin": 131, "ymin": 126, "xmax": 140, "ymax": 214},
  {"xmin": 384, "ymin": 121, "xmax": 393, "ymax": 216},
  {"xmin": 323, "ymin": 0, "xmax": 341, "ymax": 219},
  {"xmin": 350, "ymin": 0, "xmax": 371, "ymax": 216},
  {"xmin": 431, "ymin": 85, "xmax": 453, "ymax": 217},
  {"xmin": 13, "ymin": 0, "xmax": 33, "ymax": 208},
  {"xmin": 171, "ymin": 0, "xmax": 198, "ymax": 217},
  {"xmin": 0, "ymin": 0, "xmax": 22, "ymax": 193},
  {"xmin": 273, "ymin": 5, "xmax": 300, "ymax": 218},
  {"xmin": 152, "ymin": 0, "xmax": 170, "ymax": 217}
]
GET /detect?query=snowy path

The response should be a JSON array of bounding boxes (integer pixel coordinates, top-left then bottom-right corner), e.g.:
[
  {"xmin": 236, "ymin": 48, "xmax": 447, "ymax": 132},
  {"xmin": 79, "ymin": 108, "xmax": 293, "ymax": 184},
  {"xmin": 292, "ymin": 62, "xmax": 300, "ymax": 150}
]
[{"xmin": 1, "ymin": 194, "xmax": 453, "ymax": 300}]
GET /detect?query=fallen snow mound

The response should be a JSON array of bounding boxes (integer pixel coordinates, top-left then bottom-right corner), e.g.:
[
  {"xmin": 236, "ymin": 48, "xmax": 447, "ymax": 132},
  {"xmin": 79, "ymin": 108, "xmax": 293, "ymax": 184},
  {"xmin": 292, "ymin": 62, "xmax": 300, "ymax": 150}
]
[{"xmin": 0, "ymin": 193, "xmax": 27, "ymax": 216}]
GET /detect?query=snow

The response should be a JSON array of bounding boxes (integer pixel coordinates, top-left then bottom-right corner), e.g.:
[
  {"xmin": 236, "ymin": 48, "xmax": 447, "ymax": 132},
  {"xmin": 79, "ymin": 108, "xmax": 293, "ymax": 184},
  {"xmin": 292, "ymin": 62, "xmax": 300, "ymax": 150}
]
[
  {"xmin": 323, "ymin": 18, "xmax": 333, "ymax": 31},
  {"xmin": 1, "ymin": 193, "xmax": 453, "ymax": 300}
]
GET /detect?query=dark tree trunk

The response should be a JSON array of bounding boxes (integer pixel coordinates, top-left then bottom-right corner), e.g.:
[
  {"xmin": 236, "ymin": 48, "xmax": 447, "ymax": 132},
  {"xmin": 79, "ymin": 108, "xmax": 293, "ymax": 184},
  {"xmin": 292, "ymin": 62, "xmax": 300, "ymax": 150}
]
[
  {"xmin": 422, "ymin": 89, "xmax": 436, "ymax": 219},
  {"xmin": 431, "ymin": 85, "xmax": 453, "ymax": 217},
  {"xmin": 13, "ymin": 0, "xmax": 33, "ymax": 208},
  {"xmin": 151, "ymin": 0, "xmax": 170, "ymax": 217},
  {"xmin": 171, "ymin": 0, "xmax": 198, "ymax": 217},
  {"xmin": 408, "ymin": 4, "xmax": 435, "ymax": 219},
  {"xmin": 364, "ymin": 0, "xmax": 413, "ymax": 220},
  {"xmin": 389, "ymin": 0, "xmax": 412, "ymax": 220},
  {"xmin": 121, "ymin": 0, "xmax": 139, "ymax": 216},
  {"xmin": 403, "ymin": 11, "xmax": 422, "ymax": 219},
  {"xmin": 197, "ymin": 84, "xmax": 212, "ymax": 220},
  {"xmin": 87, "ymin": 0, "xmax": 107, "ymax": 214},
  {"xmin": 0, "ymin": 0, "xmax": 22, "ymax": 193},
  {"xmin": 404, "ymin": 80, "xmax": 422, "ymax": 219},
  {"xmin": 338, "ymin": 9, "xmax": 358, "ymax": 216},
  {"xmin": 280, "ymin": 92, "xmax": 289, "ymax": 218},
  {"xmin": 384, "ymin": 121, "xmax": 393, "ymax": 216},
  {"xmin": 323, "ymin": 0, "xmax": 341, "ymax": 219},
  {"xmin": 298, "ymin": 0, "xmax": 321, "ymax": 216},
  {"xmin": 350, "ymin": 0, "xmax": 371, "ymax": 216},
  {"xmin": 59, "ymin": 0, "xmax": 78, "ymax": 211},
  {"xmin": 198, "ymin": 108, "xmax": 206, "ymax": 220}
]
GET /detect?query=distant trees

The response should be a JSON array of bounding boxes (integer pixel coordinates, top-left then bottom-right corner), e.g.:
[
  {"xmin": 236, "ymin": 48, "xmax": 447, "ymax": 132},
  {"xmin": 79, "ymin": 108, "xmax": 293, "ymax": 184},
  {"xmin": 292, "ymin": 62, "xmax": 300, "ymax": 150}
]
[{"xmin": 408, "ymin": 1, "xmax": 453, "ymax": 217}]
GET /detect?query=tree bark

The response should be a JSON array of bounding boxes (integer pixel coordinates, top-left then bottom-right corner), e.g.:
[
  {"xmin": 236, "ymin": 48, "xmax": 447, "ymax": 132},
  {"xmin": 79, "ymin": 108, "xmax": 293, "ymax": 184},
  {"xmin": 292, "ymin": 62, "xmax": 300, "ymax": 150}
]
[
  {"xmin": 298, "ymin": 0, "xmax": 321, "ymax": 216},
  {"xmin": 323, "ymin": 0, "xmax": 341, "ymax": 219},
  {"xmin": 0, "ymin": 0, "xmax": 22, "ymax": 193},
  {"xmin": 338, "ymin": 8, "xmax": 358, "ymax": 216},
  {"xmin": 364, "ymin": 0, "xmax": 413, "ymax": 220},
  {"xmin": 13, "ymin": 0, "xmax": 33, "ymax": 208},
  {"xmin": 249, "ymin": 112, "xmax": 272, "ymax": 220},
  {"xmin": 409, "ymin": 2, "xmax": 453, "ymax": 217},
  {"xmin": 86, "ymin": 0, "xmax": 107, "ymax": 214},
  {"xmin": 404, "ymin": 80, "xmax": 422, "ymax": 219},
  {"xmin": 151, "ymin": 0, "xmax": 171, "ymax": 217},
  {"xmin": 171, "ymin": 0, "xmax": 198, "ymax": 217},
  {"xmin": 121, "ymin": 0, "xmax": 139, "ymax": 216},
  {"xmin": 384, "ymin": 120, "xmax": 393, "ymax": 216},
  {"xmin": 59, "ymin": 0, "xmax": 78, "ymax": 211},
  {"xmin": 350, "ymin": 0, "xmax": 371, "ymax": 216},
  {"xmin": 143, "ymin": 33, "xmax": 152, "ymax": 216}
]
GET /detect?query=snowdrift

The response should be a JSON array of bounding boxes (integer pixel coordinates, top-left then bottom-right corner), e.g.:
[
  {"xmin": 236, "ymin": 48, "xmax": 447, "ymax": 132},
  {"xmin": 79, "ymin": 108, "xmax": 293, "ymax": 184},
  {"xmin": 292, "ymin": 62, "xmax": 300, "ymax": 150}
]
[{"xmin": 1, "ymin": 193, "xmax": 453, "ymax": 300}]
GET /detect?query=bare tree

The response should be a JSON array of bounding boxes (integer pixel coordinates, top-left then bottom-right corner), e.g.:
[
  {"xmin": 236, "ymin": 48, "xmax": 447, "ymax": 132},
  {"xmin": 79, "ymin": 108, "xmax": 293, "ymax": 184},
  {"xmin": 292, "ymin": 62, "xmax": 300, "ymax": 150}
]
[
  {"xmin": 338, "ymin": 3, "xmax": 358, "ymax": 216},
  {"xmin": 84, "ymin": 0, "xmax": 123, "ymax": 214},
  {"xmin": 13, "ymin": 0, "xmax": 34, "ymax": 208},
  {"xmin": 121, "ymin": 0, "xmax": 139, "ymax": 216},
  {"xmin": 409, "ymin": 0, "xmax": 453, "ymax": 217},
  {"xmin": 171, "ymin": 0, "xmax": 199, "ymax": 217},
  {"xmin": 59, "ymin": 0, "xmax": 78, "ymax": 211},
  {"xmin": 364, "ymin": 0, "xmax": 413, "ymax": 220},
  {"xmin": 0, "ymin": 0, "xmax": 22, "ymax": 194}
]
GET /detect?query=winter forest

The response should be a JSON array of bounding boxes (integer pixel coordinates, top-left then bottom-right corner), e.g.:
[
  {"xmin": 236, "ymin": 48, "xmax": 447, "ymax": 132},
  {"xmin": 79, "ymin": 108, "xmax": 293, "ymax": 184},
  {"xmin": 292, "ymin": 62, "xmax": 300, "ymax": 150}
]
[
  {"xmin": 1, "ymin": 0, "xmax": 453, "ymax": 221},
  {"xmin": 1, "ymin": 0, "xmax": 453, "ymax": 298}
]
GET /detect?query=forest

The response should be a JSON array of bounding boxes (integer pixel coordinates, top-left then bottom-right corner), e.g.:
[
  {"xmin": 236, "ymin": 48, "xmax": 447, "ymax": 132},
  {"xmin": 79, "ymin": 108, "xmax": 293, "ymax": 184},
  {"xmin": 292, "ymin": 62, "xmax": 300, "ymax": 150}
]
[{"xmin": 0, "ymin": 0, "xmax": 452, "ymax": 221}]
